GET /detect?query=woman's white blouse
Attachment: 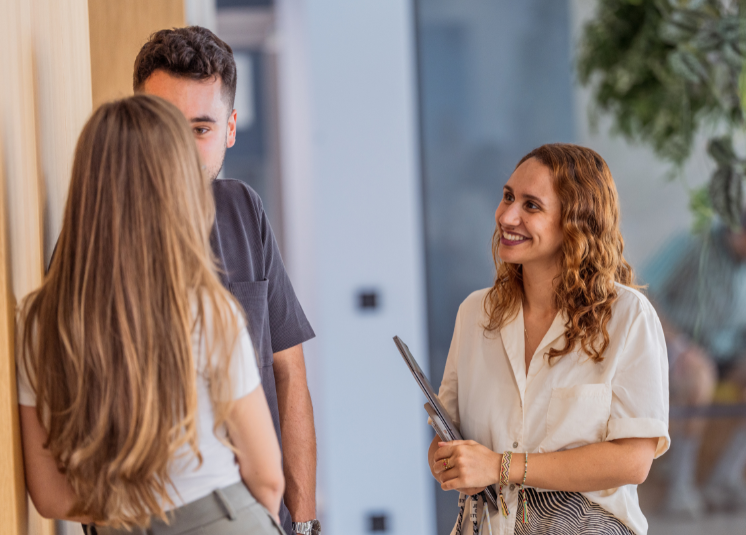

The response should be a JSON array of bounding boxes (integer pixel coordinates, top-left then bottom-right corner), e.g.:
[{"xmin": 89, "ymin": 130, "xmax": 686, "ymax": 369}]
[
  {"xmin": 438, "ymin": 284, "xmax": 669, "ymax": 535},
  {"xmin": 17, "ymin": 300, "xmax": 261, "ymax": 508}
]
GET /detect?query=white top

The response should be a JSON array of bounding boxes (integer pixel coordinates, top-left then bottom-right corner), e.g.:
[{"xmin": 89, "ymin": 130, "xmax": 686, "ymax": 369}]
[
  {"xmin": 438, "ymin": 284, "xmax": 669, "ymax": 535},
  {"xmin": 17, "ymin": 300, "xmax": 261, "ymax": 508}
]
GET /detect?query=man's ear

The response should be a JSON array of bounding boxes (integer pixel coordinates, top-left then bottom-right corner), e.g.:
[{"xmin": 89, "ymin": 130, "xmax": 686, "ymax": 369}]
[{"xmin": 226, "ymin": 109, "xmax": 237, "ymax": 148}]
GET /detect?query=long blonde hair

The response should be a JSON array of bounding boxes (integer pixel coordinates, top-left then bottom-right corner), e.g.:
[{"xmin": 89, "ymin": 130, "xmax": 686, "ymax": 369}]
[
  {"xmin": 484, "ymin": 143, "xmax": 635, "ymax": 362},
  {"xmin": 19, "ymin": 95, "xmax": 241, "ymax": 527}
]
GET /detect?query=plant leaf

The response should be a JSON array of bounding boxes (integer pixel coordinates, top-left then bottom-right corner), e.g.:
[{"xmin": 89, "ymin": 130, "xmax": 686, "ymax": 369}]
[
  {"xmin": 669, "ymin": 50, "xmax": 702, "ymax": 81},
  {"xmin": 708, "ymin": 165, "xmax": 743, "ymax": 227},
  {"xmin": 707, "ymin": 136, "xmax": 736, "ymax": 165},
  {"xmin": 738, "ymin": 57, "xmax": 746, "ymax": 115},
  {"xmin": 692, "ymin": 29, "xmax": 722, "ymax": 51},
  {"xmin": 661, "ymin": 21, "xmax": 694, "ymax": 43},
  {"xmin": 670, "ymin": 9, "xmax": 703, "ymax": 32},
  {"xmin": 689, "ymin": 184, "xmax": 714, "ymax": 233},
  {"xmin": 722, "ymin": 42, "xmax": 743, "ymax": 69}
]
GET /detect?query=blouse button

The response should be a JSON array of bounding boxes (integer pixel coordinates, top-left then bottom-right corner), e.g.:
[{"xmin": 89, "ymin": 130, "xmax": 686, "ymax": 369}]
[
  {"xmin": 510, "ymin": 484, "xmax": 516, "ymax": 491},
  {"xmin": 512, "ymin": 441, "xmax": 518, "ymax": 448}
]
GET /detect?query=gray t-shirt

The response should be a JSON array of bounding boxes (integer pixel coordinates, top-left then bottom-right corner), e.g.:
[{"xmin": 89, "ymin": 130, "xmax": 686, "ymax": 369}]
[{"xmin": 211, "ymin": 178, "xmax": 315, "ymax": 535}]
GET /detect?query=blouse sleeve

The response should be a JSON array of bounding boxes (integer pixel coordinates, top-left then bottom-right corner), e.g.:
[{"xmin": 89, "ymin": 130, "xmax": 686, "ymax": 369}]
[
  {"xmin": 607, "ymin": 305, "xmax": 670, "ymax": 458},
  {"xmin": 437, "ymin": 304, "xmax": 463, "ymax": 428}
]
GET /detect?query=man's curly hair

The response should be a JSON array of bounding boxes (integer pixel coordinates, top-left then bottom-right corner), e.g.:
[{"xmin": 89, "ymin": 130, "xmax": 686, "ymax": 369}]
[
  {"xmin": 484, "ymin": 143, "xmax": 636, "ymax": 363},
  {"xmin": 133, "ymin": 26, "xmax": 237, "ymax": 110}
]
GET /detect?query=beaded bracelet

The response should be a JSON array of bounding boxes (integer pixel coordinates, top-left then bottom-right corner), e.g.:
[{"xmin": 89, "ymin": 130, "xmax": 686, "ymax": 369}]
[
  {"xmin": 498, "ymin": 450, "xmax": 512, "ymax": 517},
  {"xmin": 519, "ymin": 452, "xmax": 529, "ymax": 524}
]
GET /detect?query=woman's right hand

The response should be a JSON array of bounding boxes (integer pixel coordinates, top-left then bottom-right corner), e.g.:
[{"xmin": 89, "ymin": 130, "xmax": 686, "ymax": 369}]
[{"xmin": 427, "ymin": 436, "xmax": 488, "ymax": 495}]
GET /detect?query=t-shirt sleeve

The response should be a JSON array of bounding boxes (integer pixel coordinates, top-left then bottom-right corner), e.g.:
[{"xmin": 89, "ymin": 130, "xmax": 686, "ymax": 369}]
[
  {"xmin": 607, "ymin": 305, "xmax": 670, "ymax": 458},
  {"xmin": 15, "ymin": 310, "xmax": 37, "ymax": 407},
  {"xmin": 231, "ymin": 321, "xmax": 262, "ymax": 400},
  {"xmin": 437, "ymin": 304, "xmax": 463, "ymax": 428},
  {"xmin": 16, "ymin": 351, "xmax": 36, "ymax": 407},
  {"xmin": 258, "ymin": 200, "xmax": 315, "ymax": 353}
]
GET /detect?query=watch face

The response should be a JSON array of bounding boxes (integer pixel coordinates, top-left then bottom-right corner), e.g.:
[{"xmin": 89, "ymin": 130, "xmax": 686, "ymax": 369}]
[{"xmin": 293, "ymin": 520, "xmax": 321, "ymax": 535}]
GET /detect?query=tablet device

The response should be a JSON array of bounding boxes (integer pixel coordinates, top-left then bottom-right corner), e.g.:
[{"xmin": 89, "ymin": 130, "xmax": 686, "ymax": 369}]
[
  {"xmin": 393, "ymin": 336, "xmax": 462, "ymax": 440},
  {"xmin": 393, "ymin": 335, "xmax": 498, "ymax": 509}
]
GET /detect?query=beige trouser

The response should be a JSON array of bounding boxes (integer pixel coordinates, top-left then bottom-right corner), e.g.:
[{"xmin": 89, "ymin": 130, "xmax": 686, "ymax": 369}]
[{"xmin": 94, "ymin": 481, "xmax": 285, "ymax": 535}]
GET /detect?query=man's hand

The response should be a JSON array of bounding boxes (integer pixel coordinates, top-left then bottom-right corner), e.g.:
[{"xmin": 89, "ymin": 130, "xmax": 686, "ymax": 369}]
[{"xmin": 432, "ymin": 440, "xmax": 501, "ymax": 494}]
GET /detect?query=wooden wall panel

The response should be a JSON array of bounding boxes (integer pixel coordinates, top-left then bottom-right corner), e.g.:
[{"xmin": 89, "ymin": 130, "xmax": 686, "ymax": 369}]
[
  {"xmin": 0, "ymin": 184, "xmax": 26, "ymax": 535},
  {"xmin": 1, "ymin": 1, "xmax": 92, "ymax": 534},
  {"xmin": 3, "ymin": 2, "xmax": 185, "ymax": 533},
  {"xmin": 1, "ymin": 1, "xmax": 45, "ymax": 534},
  {"xmin": 88, "ymin": 0, "xmax": 186, "ymax": 109},
  {"xmin": 34, "ymin": 0, "xmax": 94, "ymax": 264},
  {"xmin": 0, "ymin": 4, "xmax": 29, "ymax": 531},
  {"xmin": 3, "ymin": 0, "xmax": 44, "ymax": 300}
]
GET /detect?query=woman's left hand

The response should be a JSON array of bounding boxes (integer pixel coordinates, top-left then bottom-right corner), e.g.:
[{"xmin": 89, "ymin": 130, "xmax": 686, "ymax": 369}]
[{"xmin": 432, "ymin": 440, "xmax": 501, "ymax": 494}]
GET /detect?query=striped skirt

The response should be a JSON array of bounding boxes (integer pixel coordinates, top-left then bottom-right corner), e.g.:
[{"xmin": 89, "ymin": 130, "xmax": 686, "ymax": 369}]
[{"xmin": 514, "ymin": 488, "xmax": 634, "ymax": 535}]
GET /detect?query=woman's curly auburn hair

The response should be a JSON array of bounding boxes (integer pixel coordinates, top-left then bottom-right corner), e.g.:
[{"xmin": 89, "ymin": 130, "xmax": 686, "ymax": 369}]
[{"xmin": 484, "ymin": 143, "xmax": 636, "ymax": 363}]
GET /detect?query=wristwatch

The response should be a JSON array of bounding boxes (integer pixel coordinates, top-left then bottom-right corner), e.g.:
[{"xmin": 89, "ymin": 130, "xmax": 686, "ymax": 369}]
[{"xmin": 292, "ymin": 519, "xmax": 321, "ymax": 535}]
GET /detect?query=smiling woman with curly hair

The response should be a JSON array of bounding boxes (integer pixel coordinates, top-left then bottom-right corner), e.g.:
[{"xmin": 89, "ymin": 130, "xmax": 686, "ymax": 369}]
[
  {"xmin": 427, "ymin": 144, "xmax": 669, "ymax": 535},
  {"xmin": 485, "ymin": 144, "xmax": 635, "ymax": 363}
]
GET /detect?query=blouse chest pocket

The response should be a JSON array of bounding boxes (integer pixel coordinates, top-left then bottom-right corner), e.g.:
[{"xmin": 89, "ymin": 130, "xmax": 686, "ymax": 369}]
[{"xmin": 539, "ymin": 383, "xmax": 612, "ymax": 453}]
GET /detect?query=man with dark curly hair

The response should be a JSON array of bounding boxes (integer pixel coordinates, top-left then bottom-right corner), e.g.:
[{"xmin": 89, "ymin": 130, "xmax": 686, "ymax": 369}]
[{"xmin": 130, "ymin": 26, "xmax": 319, "ymax": 535}]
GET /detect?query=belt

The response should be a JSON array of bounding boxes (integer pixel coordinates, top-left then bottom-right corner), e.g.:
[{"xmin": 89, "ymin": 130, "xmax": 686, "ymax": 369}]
[{"xmin": 94, "ymin": 481, "xmax": 259, "ymax": 535}]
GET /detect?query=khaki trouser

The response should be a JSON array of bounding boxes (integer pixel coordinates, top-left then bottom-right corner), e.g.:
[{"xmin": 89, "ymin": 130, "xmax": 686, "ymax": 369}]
[{"xmin": 91, "ymin": 482, "xmax": 285, "ymax": 535}]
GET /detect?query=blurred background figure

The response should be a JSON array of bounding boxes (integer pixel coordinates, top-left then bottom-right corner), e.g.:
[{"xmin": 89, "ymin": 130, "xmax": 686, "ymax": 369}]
[{"xmin": 645, "ymin": 218, "xmax": 746, "ymax": 515}]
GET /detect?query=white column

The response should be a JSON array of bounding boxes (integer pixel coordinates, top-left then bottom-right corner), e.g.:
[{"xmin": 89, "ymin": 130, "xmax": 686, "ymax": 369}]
[{"xmin": 276, "ymin": 1, "xmax": 434, "ymax": 533}]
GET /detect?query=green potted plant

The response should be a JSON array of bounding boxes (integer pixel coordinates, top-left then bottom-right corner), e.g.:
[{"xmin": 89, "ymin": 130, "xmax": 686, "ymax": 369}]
[{"xmin": 577, "ymin": 0, "xmax": 746, "ymax": 230}]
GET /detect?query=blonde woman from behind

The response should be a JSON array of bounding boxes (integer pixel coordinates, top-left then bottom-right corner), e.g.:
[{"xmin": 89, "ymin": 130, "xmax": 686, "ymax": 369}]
[{"xmin": 17, "ymin": 95, "xmax": 285, "ymax": 535}]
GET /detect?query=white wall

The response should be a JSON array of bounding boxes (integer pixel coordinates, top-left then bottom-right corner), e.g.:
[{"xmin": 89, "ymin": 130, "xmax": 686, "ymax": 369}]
[
  {"xmin": 570, "ymin": 0, "xmax": 712, "ymax": 272},
  {"xmin": 185, "ymin": 0, "xmax": 217, "ymax": 32},
  {"xmin": 276, "ymin": 1, "xmax": 434, "ymax": 534}
]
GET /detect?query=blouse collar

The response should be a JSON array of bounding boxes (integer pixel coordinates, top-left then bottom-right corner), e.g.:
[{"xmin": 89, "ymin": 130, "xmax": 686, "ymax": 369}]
[{"xmin": 500, "ymin": 301, "xmax": 568, "ymax": 401}]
